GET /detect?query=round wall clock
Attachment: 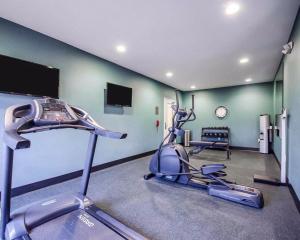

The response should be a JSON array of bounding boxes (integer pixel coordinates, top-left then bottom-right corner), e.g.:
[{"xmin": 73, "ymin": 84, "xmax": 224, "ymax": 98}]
[{"xmin": 215, "ymin": 106, "xmax": 228, "ymax": 119}]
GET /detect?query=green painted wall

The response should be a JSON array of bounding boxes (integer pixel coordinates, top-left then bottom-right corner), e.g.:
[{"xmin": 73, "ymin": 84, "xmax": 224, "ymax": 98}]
[
  {"xmin": 283, "ymin": 10, "xmax": 300, "ymax": 198},
  {"xmin": 0, "ymin": 18, "xmax": 176, "ymax": 188},
  {"xmin": 182, "ymin": 83, "xmax": 273, "ymax": 148}
]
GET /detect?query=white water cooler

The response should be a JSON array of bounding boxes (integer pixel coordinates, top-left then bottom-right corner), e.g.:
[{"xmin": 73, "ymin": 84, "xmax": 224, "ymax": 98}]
[{"xmin": 258, "ymin": 114, "xmax": 272, "ymax": 154}]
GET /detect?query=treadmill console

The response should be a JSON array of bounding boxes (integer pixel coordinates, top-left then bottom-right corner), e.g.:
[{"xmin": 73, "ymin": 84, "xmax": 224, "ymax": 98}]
[{"xmin": 34, "ymin": 98, "xmax": 79, "ymax": 125}]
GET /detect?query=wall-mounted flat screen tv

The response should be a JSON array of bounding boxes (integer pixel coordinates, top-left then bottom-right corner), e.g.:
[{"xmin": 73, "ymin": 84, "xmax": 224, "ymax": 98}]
[
  {"xmin": 0, "ymin": 54, "xmax": 59, "ymax": 98},
  {"xmin": 107, "ymin": 82, "xmax": 132, "ymax": 107}
]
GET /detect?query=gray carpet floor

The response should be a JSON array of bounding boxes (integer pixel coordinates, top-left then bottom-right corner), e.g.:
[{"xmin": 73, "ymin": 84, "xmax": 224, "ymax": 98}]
[{"xmin": 11, "ymin": 150, "xmax": 300, "ymax": 240}]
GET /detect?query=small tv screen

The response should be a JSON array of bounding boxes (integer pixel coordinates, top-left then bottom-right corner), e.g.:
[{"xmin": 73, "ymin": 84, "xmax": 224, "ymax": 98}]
[
  {"xmin": 0, "ymin": 54, "xmax": 59, "ymax": 98},
  {"xmin": 107, "ymin": 82, "xmax": 132, "ymax": 107}
]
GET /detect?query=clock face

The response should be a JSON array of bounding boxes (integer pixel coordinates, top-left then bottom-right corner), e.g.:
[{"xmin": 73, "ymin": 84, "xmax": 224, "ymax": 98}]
[{"xmin": 215, "ymin": 106, "xmax": 228, "ymax": 119}]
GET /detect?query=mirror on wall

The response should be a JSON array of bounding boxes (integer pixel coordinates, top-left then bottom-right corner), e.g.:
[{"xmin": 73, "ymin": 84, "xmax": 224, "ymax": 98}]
[
  {"xmin": 274, "ymin": 63, "xmax": 284, "ymax": 135},
  {"xmin": 272, "ymin": 62, "xmax": 284, "ymax": 160}
]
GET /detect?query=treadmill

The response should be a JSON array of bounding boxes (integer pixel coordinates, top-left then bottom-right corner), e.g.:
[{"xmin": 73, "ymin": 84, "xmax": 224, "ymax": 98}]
[{"xmin": 0, "ymin": 98, "xmax": 148, "ymax": 240}]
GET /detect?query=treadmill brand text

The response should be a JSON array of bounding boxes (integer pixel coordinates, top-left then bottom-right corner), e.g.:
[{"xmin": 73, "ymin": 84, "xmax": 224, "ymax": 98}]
[{"xmin": 78, "ymin": 214, "xmax": 95, "ymax": 228}]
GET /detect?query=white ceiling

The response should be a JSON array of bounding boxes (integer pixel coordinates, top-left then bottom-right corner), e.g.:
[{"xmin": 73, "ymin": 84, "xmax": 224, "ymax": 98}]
[{"xmin": 0, "ymin": 0, "xmax": 299, "ymax": 90}]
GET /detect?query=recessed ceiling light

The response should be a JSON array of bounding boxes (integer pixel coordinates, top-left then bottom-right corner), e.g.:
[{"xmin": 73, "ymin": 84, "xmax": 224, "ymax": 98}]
[
  {"xmin": 225, "ymin": 2, "xmax": 240, "ymax": 15},
  {"xmin": 245, "ymin": 78, "xmax": 252, "ymax": 82},
  {"xmin": 239, "ymin": 57, "xmax": 249, "ymax": 64},
  {"xmin": 166, "ymin": 72, "xmax": 173, "ymax": 78},
  {"xmin": 116, "ymin": 45, "xmax": 126, "ymax": 53},
  {"xmin": 190, "ymin": 85, "xmax": 196, "ymax": 89}
]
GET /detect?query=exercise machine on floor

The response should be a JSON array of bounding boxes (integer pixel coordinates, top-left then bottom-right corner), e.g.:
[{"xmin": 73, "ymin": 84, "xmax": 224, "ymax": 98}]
[
  {"xmin": 189, "ymin": 127, "xmax": 231, "ymax": 159},
  {"xmin": 0, "ymin": 98, "xmax": 147, "ymax": 240},
  {"xmin": 144, "ymin": 90, "xmax": 264, "ymax": 208}
]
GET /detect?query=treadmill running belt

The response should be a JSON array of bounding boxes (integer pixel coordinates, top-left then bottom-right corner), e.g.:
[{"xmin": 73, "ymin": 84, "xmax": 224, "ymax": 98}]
[{"xmin": 29, "ymin": 209, "xmax": 125, "ymax": 240}]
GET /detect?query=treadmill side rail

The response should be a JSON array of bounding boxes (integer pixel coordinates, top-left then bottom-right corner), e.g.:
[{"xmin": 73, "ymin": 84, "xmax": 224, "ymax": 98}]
[
  {"xmin": 29, "ymin": 209, "xmax": 126, "ymax": 240},
  {"xmin": 6, "ymin": 194, "xmax": 81, "ymax": 240},
  {"xmin": 86, "ymin": 205, "xmax": 148, "ymax": 240}
]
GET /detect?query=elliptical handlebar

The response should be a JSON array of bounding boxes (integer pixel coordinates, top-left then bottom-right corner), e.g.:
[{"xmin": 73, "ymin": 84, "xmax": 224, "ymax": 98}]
[
  {"xmin": 175, "ymin": 90, "xmax": 180, "ymax": 113},
  {"xmin": 187, "ymin": 95, "xmax": 196, "ymax": 122},
  {"xmin": 175, "ymin": 94, "xmax": 196, "ymax": 126}
]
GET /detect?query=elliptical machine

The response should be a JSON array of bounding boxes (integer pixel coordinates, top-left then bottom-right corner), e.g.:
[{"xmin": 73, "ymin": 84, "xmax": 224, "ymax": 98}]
[{"xmin": 144, "ymin": 90, "xmax": 264, "ymax": 208}]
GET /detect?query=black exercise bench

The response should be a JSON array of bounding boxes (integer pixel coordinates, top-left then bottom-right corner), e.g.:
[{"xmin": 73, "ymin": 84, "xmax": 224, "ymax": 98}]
[{"xmin": 189, "ymin": 127, "xmax": 231, "ymax": 159}]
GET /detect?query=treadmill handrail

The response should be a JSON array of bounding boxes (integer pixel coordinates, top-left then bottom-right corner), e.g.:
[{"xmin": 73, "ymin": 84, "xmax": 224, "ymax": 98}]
[
  {"xmin": 4, "ymin": 104, "xmax": 35, "ymax": 150},
  {"xmin": 71, "ymin": 106, "xmax": 127, "ymax": 139},
  {"xmin": 19, "ymin": 125, "xmax": 94, "ymax": 134},
  {"xmin": 3, "ymin": 103, "xmax": 127, "ymax": 150}
]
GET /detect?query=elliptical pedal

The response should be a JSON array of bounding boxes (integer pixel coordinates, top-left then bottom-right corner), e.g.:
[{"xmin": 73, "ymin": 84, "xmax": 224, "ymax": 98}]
[{"xmin": 144, "ymin": 173, "xmax": 155, "ymax": 180}]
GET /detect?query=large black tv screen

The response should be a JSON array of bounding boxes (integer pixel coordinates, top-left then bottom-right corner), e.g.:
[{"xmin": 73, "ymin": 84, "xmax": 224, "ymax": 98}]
[
  {"xmin": 0, "ymin": 54, "xmax": 59, "ymax": 98},
  {"xmin": 107, "ymin": 82, "xmax": 132, "ymax": 107}
]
